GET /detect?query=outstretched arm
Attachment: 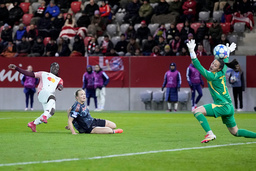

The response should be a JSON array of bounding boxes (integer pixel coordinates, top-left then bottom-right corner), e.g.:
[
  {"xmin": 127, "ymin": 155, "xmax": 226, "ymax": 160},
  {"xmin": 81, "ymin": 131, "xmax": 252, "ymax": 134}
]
[
  {"xmin": 68, "ymin": 116, "xmax": 77, "ymax": 135},
  {"xmin": 8, "ymin": 64, "xmax": 35, "ymax": 77}
]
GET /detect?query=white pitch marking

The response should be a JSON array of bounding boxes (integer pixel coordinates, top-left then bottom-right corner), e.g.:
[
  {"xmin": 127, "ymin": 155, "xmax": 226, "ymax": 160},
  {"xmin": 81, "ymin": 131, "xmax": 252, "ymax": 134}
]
[{"xmin": 0, "ymin": 141, "xmax": 256, "ymax": 167}]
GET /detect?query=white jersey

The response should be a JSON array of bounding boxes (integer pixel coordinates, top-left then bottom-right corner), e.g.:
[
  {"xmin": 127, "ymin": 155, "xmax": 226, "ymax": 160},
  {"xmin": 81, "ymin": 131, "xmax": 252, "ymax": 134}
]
[{"xmin": 35, "ymin": 71, "xmax": 63, "ymax": 94}]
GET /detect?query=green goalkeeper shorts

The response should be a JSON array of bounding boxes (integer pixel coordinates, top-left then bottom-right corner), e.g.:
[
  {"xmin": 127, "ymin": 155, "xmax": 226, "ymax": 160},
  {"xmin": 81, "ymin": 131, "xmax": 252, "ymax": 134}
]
[{"xmin": 204, "ymin": 103, "xmax": 237, "ymax": 128}]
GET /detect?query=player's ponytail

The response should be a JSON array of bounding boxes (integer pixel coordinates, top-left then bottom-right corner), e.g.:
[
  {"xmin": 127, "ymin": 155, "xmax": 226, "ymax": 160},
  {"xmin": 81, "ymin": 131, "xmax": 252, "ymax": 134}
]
[{"xmin": 217, "ymin": 58, "xmax": 225, "ymax": 71}]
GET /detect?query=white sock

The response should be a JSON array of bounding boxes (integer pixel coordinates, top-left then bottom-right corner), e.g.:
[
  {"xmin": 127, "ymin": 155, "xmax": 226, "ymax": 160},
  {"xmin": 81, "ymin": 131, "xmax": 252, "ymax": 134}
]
[
  {"xmin": 207, "ymin": 130, "xmax": 214, "ymax": 135},
  {"xmin": 174, "ymin": 102, "xmax": 178, "ymax": 110},
  {"xmin": 167, "ymin": 102, "xmax": 171, "ymax": 110}
]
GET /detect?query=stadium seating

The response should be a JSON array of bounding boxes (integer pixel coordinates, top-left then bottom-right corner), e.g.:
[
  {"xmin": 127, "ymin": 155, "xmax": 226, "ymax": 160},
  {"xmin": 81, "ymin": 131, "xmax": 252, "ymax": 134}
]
[
  {"xmin": 12, "ymin": 25, "xmax": 19, "ymax": 39},
  {"xmin": 165, "ymin": 23, "xmax": 171, "ymax": 30},
  {"xmin": 178, "ymin": 91, "xmax": 190, "ymax": 111},
  {"xmin": 198, "ymin": 11, "xmax": 210, "ymax": 21},
  {"xmin": 220, "ymin": 23, "xmax": 231, "ymax": 35},
  {"xmin": 111, "ymin": 36, "xmax": 121, "ymax": 46},
  {"xmin": 176, "ymin": 23, "xmax": 184, "ymax": 32},
  {"xmin": 115, "ymin": 13, "xmax": 125, "ymax": 25},
  {"xmin": 43, "ymin": 37, "xmax": 51, "ymax": 46},
  {"xmin": 120, "ymin": 23, "xmax": 129, "ymax": 34},
  {"xmin": 134, "ymin": 23, "xmax": 141, "ymax": 31},
  {"xmin": 140, "ymin": 90, "xmax": 153, "ymax": 110},
  {"xmin": 152, "ymin": 90, "xmax": 165, "ymax": 110},
  {"xmin": 227, "ymin": 34, "xmax": 238, "ymax": 44},
  {"xmin": 22, "ymin": 14, "xmax": 33, "ymax": 26},
  {"xmin": 107, "ymin": 24, "xmax": 118, "ymax": 37},
  {"xmin": 31, "ymin": 2, "xmax": 40, "ymax": 14},
  {"xmin": 19, "ymin": 2, "xmax": 30, "ymax": 13},
  {"xmin": 71, "ymin": 1, "xmax": 82, "ymax": 13},
  {"xmin": 233, "ymin": 22, "xmax": 246, "ymax": 34},
  {"xmin": 97, "ymin": 36, "xmax": 104, "ymax": 45},
  {"xmin": 148, "ymin": 23, "xmax": 159, "ymax": 35},
  {"xmin": 213, "ymin": 11, "xmax": 224, "ymax": 22},
  {"xmin": 190, "ymin": 23, "xmax": 201, "ymax": 33},
  {"xmin": 75, "ymin": 12, "xmax": 83, "ymax": 22}
]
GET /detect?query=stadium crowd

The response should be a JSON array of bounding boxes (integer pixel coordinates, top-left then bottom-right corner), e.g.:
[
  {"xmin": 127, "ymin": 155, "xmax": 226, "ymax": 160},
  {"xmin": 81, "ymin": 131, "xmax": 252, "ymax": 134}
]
[{"xmin": 0, "ymin": 0, "xmax": 255, "ymax": 57}]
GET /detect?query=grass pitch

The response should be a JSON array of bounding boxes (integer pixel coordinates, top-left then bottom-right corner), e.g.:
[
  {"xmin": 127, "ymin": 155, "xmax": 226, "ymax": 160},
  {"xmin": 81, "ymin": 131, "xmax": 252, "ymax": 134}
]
[{"xmin": 0, "ymin": 110, "xmax": 256, "ymax": 171}]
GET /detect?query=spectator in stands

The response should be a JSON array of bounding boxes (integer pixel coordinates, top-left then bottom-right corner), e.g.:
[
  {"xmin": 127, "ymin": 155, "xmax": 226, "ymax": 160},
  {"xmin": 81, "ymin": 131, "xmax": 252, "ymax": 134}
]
[
  {"xmin": 126, "ymin": 37, "xmax": 140, "ymax": 56},
  {"xmin": 71, "ymin": 35, "xmax": 85, "ymax": 57},
  {"xmin": 150, "ymin": 46, "xmax": 161, "ymax": 56},
  {"xmin": 202, "ymin": 34, "xmax": 211, "ymax": 55},
  {"xmin": 15, "ymin": 35, "xmax": 31, "ymax": 57},
  {"xmin": 125, "ymin": 24, "xmax": 136, "ymax": 40},
  {"xmin": 168, "ymin": 0, "xmax": 183, "ymax": 24},
  {"xmin": 45, "ymin": 0, "xmax": 60, "ymax": 18},
  {"xmin": 44, "ymin": 37, "xmax": 58, "ymax": 56},
  {"xmin": 34, "ymin": 1, "xmax": 46, "ymax": 18},
  {"xmin": 84, "ymin": 0, "xmax": 99, "ymax": 18},
  {"xmin": 27, "ymin": 24, "xmax": 38, "ymax": 46},
  {"xmin": 136, "ymin": 20, "xmax": 151, "ymax": 45},
  {"xmin": 139, "ymin": 0, "xmax": 153, "ymax": 24},
  {"xmin": 208, "ymin": 19, "xmax": 223, "ymax": 49},
  {"xmin": 157, "ymin": 36, "xmax": 167, "ymax": 55},
  {"xmin": 184, "ymin": 33, "xmax": 194, "ymax": 45},
  {"xmin": 0, "ymin": 24, "xmax": 12, "ymax": 53},
  {"xmin": 90, "ymin": 45, "xmax": 103, "ymax": 56},
  {"xmin": 151, "ymin": 0, "xmax": 170, "ymax": 24},
  {"xmin": 134, "ymin": 48, "xmax": 142, "ymax": 56},
  {"xmin": 0, "ymin": 41, "xmax": 16, "ymax": 58},
  {"xmin": 115, "ymin": 33, "xmax": 128, "ymax": 56},
  {"xmin": 218, "ymin": 33, "xmax": 230, "ymax": 45},
  {"xmin": 50, "ymin": 12, "xmax": 65, "ymax": 40},
  {"xmin": 223, "ymin": 2, "xmax": 233, "ymax": 23},
  {"xmin": 56, "ymin": 37, "xmax": 71, "ymax": 57},
  {"xmin": 179, "ymin": 46, "xmax": 189, "ymax": 56},
  {"xmin": 232, "ymin": 0, "xmax": 254, "ymax": 30},
  {"xmin": 180, "ymin": 20, "xmax": 195, "ymax": 44},
  {"xmin": 28, "ymin": 36, "xmax": 45, "ymax": 57},
  {"xmin": 153, "ymin": 24, "xmax": 167, "ymax": 41},
  {"xmin": 195, "ymin": 21, "xmax": 208, "ymax": 44},
  {"xmin": 88, "ymin": 10, "xmax": 105, "ymax": 37},
  {"xmin": 213, "ymin": 0, "xmax": 227, "ymax": 11},
  {"xmin": 0, "ymin": 2, "xmax": 9, "ymax": 26},
  {"xmin": 8, "ymin": 0, "xmax": 24, "ymax": 27},
  {"xmin": 38, "ymin": 12, "xmax": 52, "ymax": 39},
  {"xmin": 106, "ymin": 48, "xmax": 119, "ymax": 56},
  {"xmin": 195, "ymin": 43, "xmax": 207, "ymax": 56},
  {"xmin": 56, "ymin": 0, "xmax": 71, "ymax": 13},
  {"xmin": 77, "ymin": 11, "xmax": 91, "ymax": 28},
  {"xmin": 99, "ymin": 35, "xmax": 114, "ymax": 55},
  {"xmin": 87, "ymin": 36, "xmax": 98, "ymax": 55},
  {"xmin": 14, "ymin": 23, "xmax": 27, "ymax": 45},
  {"xmin": 108, "ymin": 0, "xmax": 120, "ymax": 15},
  {"xmin": 63, "ymin": 13, "xmax": 75, "ymax": 28},
  {"xmin": 181, "ymin": 0, "xmax": 197, "ymax": 22},
  {"xmin": 170, "ymin": 33, "xmax": 182, "ymax": 56},
  {"xmin": 166, "ymin": 22, "xmax": 179, "ymax": 43},
  {"xmin": 99, "ymin": 0, "xmax": 112, "ymax": 26},
  {"xmin": 142, "ymin": 35, "xmax": 157, "ymax": 56},
  {"xmin": 123, "ymin": 0, "xmax": 141, "ymax": 24},
  {"xmin": 163, "ymin": 44, "xmax": 174, "ymax": 56}
]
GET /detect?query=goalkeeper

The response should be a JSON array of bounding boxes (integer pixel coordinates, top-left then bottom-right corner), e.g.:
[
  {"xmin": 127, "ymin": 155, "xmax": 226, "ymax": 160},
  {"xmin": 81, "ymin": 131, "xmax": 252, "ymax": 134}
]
[{"xmin": 186, "ymin": 39, "xmax": 256, "ymax": 143}]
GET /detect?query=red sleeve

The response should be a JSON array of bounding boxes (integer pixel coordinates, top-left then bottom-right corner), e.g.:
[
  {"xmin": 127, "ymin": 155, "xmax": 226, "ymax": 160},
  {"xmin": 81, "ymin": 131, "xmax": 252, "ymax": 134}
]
[{"xmin": 58, "ymin": 78, "xmax": 63, "ymax": 86}]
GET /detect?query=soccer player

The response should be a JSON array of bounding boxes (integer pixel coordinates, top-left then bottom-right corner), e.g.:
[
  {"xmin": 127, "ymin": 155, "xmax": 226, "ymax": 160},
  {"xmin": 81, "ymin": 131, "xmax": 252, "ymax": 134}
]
[
  {"xmin": 186, "ymin": 39, "xmax": 256, "ymax": 143},
  {"xmin": 82, "ymin": 65, "xmax": 98, "ymax": 110},
  {"xmin": 66, "ymin": 89, "xmax": 123, "ymax": 134},
  {"xmin": 162, "ymin": 63, "xmax": 182, "ymax": 112},
  {"xmin": 94, "ymin": 64, "xmax": 109, "ymax": 111},
  {"xmin": 186, "ymin": 63, "xmax": 204, "ymax": 111},
  {"xmin": 8, "ymin": 62, "xmax": 63, "ymax": 132}
]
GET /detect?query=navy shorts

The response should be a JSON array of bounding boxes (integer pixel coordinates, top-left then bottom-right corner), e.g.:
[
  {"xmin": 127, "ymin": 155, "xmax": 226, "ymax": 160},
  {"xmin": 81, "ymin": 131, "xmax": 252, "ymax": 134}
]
[{"xmin": 77, "ymin": 119, "xmax": 106, "ymax": 133}]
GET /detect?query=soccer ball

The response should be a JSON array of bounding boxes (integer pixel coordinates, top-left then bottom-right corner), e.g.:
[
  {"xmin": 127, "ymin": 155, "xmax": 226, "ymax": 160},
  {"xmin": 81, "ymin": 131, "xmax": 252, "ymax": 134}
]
[
  {"xmin": 230, "ymin": 76, "xmax": 236, "ymax": 82},
  {"xmin": 213, "ymin": 44, "xmax": 228, "ymax": 59}
]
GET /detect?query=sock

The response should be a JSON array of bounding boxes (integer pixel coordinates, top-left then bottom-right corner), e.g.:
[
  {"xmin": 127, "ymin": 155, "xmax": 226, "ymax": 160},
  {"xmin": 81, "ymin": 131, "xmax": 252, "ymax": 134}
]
[
  {"xmin": 33, "ymin": 114, "xmax": 44, "ymax": 125},
  {"xmin": 174, "ymin": 102, "xmax": 178, "ymax": 110},
  {"xmin": 194, "ymin": 112, "xmax": 211, "ymax": 133},
  {"xmin": 167, "ymin": 102, "xmax": 171, "ymax": 110},
  {"xmin": 207, "ymin": 130, "xmax": 214, "ymax": 135},
  {"xmin": 33, "ymin": 99, "xmax": 55, "ymax": 125},
  {"xmin": 236, "ymin": 129, "xmax": 256, "ymax": 138}
]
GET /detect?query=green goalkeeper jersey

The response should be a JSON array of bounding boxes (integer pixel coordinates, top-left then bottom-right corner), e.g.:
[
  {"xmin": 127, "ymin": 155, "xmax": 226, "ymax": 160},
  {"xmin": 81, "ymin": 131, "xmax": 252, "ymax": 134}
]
[{"xmin": 192, "ymin": 57, "xmax": 232, "ymax": 105}]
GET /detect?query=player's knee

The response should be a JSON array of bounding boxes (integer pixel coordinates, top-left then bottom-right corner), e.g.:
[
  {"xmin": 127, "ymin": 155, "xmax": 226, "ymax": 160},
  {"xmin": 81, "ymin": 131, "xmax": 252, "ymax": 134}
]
[
  {"xmin": 47, "ymin": 95, "xmax": 56, "ymax": 102},
  {"xmin": 50, "ymin": 108, "xmax": 55, "ymax": 116}
]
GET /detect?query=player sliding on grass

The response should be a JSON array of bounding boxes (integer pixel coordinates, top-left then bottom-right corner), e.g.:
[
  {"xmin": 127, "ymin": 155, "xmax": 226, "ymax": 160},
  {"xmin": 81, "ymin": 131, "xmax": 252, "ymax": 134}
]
[
  {"xmin": 8, "ymin": 62, "xmax": 63, "ymax": 132},
  {"xmin": 186, "ymin": 40, "xmax": 256, "ymax": 143},
  {"xmin": 66, "ymin": 89, "xmax": 123, "ymax": 134}
]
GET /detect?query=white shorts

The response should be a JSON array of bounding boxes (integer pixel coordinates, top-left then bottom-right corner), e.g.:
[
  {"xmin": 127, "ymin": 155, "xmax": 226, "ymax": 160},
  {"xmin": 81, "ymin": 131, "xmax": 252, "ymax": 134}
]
[{"xmin": 38, "ymin": 89, "xmax": 54, "ymax": 104}]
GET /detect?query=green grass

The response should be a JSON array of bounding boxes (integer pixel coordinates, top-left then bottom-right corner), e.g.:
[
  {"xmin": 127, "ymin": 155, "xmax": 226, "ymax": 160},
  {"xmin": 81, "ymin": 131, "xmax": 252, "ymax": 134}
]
[{"xmin": 0, "ymin": 111, "xmax": 256, "ymax": 171}]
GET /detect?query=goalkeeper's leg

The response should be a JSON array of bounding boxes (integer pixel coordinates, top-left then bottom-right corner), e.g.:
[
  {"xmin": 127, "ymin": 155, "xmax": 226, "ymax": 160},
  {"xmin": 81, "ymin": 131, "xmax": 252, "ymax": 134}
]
[{"xmin": 228, "ymin": 126, "xmax": 256, "ymax": 138}]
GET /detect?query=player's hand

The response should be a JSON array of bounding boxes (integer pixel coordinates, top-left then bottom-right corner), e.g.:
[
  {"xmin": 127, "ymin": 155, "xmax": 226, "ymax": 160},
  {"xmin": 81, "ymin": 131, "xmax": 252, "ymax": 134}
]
[
  {"xmin": 186, "ymin": 39, "xmax": 196, "ymax": 53},
  {"xmin": 8, "ymin": 64, "xmax": 16, "ymax": 70},
  {"xmin": 57, "ymin": 84, "xmax": 63, "ymax": 91},
  {"xmin": 72, "ymin": 132, "xmax": 78, "ymax": 135},
  {"xmin": 226, "ymin": 43, "xmax": 236, "ymax": 53},
  {"xmin": 65, "ymin": 125, "xmax": 70, "ymax": 130}
]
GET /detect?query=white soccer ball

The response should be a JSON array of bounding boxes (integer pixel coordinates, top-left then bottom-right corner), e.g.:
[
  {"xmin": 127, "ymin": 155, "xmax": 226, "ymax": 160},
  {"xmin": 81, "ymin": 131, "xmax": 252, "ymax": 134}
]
[
  {"xmin": 213, "ymin": 44, "xmax": 228, "ymax": 59},
  {"xmin": 231, "ymin": 76, "xmax": 236, "ymax": 82}
]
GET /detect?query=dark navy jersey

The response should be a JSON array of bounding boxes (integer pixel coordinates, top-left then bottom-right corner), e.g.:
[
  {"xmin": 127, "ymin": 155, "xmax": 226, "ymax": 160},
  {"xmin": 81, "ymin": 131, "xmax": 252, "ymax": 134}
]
[{"xmin": 70, "ymin": 101, "xmax": 94, "ymax": 130}]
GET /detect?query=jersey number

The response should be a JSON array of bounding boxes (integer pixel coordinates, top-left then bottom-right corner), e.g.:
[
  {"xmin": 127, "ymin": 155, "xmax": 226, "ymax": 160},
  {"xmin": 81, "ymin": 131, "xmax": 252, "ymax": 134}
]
[{"xmin": 219, "ymin": 76, "xmax": 226, "ymax": 95}]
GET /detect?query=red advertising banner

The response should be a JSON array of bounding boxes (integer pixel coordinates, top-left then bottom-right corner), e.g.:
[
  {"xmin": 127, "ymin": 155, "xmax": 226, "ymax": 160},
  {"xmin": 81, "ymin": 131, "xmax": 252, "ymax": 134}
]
[{"xmin": 1, "ymin": 56, "xmax": 217, "ymax": 88}]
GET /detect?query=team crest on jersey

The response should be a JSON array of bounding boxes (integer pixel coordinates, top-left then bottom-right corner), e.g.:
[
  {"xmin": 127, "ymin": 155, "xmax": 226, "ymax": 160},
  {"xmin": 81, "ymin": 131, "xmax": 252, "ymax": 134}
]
[
  {"xmin": 75, "ymin": 104, "xmax": 80, "ymax": 112},
  {"xmin": 47, "ymin": 77, "xmax": 55, "ymax": 83}
]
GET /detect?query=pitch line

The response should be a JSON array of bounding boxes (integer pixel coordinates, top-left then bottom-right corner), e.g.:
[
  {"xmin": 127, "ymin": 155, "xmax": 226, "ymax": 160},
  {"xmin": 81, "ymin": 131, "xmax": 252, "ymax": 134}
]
[{"xmin": 1, "ymin": 141, "xmax": 256, "ymax": 167}]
